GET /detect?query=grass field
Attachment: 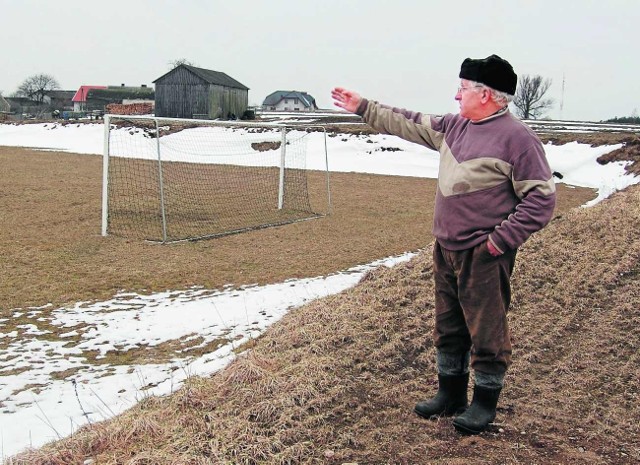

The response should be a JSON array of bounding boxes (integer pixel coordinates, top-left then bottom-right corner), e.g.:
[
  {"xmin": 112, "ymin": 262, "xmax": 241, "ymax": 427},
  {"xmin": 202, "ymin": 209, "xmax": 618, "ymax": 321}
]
[{"xmin": 0, "ymin": 145, "xmax": 594, "ymax": 314}]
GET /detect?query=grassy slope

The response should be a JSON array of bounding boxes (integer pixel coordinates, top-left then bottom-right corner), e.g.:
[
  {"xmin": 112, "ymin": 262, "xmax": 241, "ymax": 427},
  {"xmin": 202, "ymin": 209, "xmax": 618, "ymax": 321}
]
[{"xmin": 10, "ymin": 183, "xmax": 639, "ymax": 464}]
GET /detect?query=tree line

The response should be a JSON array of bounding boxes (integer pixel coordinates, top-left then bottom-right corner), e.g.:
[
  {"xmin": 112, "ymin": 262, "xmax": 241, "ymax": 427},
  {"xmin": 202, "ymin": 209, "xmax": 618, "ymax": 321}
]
[{"xmin": 603, "ymin": 115, "xmax": 640, "ymax": 124}]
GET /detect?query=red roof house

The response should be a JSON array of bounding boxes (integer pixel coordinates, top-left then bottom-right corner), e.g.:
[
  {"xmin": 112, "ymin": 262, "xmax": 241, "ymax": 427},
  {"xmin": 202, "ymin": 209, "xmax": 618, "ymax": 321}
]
[{"xmin": 72, "ymin": 85, "xmax": 107, "ymax": 111}]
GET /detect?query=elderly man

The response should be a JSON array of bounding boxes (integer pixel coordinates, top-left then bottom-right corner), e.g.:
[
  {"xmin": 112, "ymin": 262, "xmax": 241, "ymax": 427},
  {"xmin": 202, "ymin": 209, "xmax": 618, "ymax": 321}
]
[{"xmin": 331, "ymin": 54, "xmax": 556, "ymax": 434}]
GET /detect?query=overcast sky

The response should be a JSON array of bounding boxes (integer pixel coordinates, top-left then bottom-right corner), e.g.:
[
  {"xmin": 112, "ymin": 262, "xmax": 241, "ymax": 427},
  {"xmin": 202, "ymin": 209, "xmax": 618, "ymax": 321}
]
[{"xmin": 1, "ymin": 0, "xmax": 637, "ymax": 122}]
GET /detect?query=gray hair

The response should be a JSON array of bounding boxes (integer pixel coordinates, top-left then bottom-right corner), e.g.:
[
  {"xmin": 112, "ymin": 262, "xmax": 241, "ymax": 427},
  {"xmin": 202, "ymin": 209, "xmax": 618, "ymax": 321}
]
[
  {"xmin": 488, "ymin": 88, "xmax": 514, "ymax": 106},
  {"xmin": 468, "ymin": 80, "xmax": 514, "ymax": 106}
]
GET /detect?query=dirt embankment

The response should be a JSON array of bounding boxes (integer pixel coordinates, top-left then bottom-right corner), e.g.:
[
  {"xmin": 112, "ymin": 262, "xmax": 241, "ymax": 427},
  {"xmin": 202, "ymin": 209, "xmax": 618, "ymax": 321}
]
[
  {"xmin": 596, "ymin": 137, "xmax": 640, "ymax": 175},
  {"xmin": 537, "ymin": 131, "xmax": 640, "ymax": 175}
]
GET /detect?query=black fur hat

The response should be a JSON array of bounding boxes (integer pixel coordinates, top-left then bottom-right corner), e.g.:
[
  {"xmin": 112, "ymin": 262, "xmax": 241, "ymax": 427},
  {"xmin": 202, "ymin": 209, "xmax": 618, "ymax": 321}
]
[{"xmin": 459, "ymin": 54, "xmax": 517, "ymax": 95}]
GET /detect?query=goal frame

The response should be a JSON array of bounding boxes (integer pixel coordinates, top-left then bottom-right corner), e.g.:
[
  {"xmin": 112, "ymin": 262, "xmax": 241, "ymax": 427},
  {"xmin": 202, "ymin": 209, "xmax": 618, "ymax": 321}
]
[{"xmin": 101, "ymin": 114, "xmax": 331, "ymax": 242}]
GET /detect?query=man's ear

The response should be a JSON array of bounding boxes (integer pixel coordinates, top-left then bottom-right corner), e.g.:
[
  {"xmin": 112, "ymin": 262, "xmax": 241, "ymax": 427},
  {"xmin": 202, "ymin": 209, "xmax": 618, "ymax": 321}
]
[{"xmin": 479, "ymin": 88, "xmax": 491, "ymax": 104}]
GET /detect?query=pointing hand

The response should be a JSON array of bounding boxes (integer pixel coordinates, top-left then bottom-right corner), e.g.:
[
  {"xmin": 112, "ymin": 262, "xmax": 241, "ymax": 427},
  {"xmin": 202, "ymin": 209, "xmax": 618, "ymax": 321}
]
[{"xmin": 331, "ymin": 87, "xmax": 362, "ymax": 114}]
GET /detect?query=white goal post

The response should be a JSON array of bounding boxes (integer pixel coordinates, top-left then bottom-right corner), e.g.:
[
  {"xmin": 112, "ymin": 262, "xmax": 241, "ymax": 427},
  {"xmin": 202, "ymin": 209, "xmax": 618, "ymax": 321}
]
[{"xmin": 101, "ymin": 115, "xmax": 331, "ymax": 243}]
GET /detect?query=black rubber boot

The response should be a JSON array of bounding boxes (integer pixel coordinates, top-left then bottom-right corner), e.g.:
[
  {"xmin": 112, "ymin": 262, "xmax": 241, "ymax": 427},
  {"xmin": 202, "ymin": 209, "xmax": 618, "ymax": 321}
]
[
  {"xmin": 452, "ymin": 385, "xmax": 501, "ymax": 434},
  {"xmin": 414, "ymin": 373, "xmax": 469, "ymax": 419}
]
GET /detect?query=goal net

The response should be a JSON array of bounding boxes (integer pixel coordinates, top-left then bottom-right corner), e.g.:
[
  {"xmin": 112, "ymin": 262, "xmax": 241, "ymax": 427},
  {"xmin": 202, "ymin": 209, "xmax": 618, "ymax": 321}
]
[{"xmin": 101, "ymin": 115, "xmax": 330, "ymax": 242}]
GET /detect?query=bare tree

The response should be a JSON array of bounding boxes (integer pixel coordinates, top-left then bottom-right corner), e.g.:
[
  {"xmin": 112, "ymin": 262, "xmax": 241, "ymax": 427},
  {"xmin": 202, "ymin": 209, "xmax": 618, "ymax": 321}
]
[
  {"xmin": 512, "ymin": 74, "xmax": 554, "ymax": 119},
  {"xmin": 16, "ymin": 73, "xmax": 60, "ymax": 103},
  {"xmin": 168, "ymin": 58, "xmax": 196, "ymax": 70}
]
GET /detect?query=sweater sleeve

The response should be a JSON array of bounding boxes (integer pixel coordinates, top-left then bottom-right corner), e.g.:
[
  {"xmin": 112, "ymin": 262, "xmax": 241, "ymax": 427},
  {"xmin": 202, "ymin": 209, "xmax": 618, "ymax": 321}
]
[
  {"xmin": 356, "ymin": 99, "xmax": 446, "ymax": 151},
  {"xmin": 489, "ymin": 142, "xmax": 557, "ymax": 252}
]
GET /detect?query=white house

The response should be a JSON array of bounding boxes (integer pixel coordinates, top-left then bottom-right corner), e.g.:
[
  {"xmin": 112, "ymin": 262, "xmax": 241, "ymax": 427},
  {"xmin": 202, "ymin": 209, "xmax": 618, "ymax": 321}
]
[{"xmin": 262, "ymin": 90, "xmax": 318, "ymax": 111}]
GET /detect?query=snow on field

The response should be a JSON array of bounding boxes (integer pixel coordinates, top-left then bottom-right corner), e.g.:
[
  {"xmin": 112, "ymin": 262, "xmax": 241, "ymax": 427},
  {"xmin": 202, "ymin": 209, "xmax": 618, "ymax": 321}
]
[
  {"xmin": 0, "ymin": 120, "xmax": 637, "ymax": 458},
  {"xmin": 0, "ymin": 119, "xmax": 635, "ymax": 189}
]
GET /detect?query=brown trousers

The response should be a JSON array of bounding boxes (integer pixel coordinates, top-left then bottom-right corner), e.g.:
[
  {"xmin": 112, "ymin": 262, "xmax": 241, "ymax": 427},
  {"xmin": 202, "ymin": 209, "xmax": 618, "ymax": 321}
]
[{"xmin": 432, "ymin": 240, "xmax": 517, "ymax": 375}]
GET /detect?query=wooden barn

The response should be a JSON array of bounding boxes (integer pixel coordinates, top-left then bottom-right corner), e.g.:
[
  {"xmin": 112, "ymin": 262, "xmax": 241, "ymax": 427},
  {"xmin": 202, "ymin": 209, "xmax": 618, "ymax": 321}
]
[
  {"xmin": 153, "ymin": 65, "xmax": 249, "ymax": 119},
  {"xmin": 0, "ymin": 94, "xmax": 10, "ymax": 113},
  {"xmin": 0, "ymin": 94, "xmax": 9, "ymax": 121}
]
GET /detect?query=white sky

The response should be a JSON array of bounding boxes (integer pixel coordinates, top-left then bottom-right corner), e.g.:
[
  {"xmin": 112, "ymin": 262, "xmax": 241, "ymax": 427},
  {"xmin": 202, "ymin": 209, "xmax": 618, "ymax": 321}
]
[
  {"xmin": 1, "ymin": 119, "xmax": 638, "ymax": 458},
  {"xmin": 1, "ymin": 0, "xmax": 639, "ymax": 122}
]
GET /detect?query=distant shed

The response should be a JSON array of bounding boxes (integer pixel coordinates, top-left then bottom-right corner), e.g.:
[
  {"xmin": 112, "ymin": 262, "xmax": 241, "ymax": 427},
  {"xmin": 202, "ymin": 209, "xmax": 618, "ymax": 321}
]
[{"xmin": 153, "ymin": 65, "xmax": 249, "ymax": 119}]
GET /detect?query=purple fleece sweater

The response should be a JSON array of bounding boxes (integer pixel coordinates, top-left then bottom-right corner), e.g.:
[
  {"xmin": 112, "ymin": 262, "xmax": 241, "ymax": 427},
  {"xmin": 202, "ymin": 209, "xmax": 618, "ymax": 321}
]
[{"xmin": 356, "ymin": 99, "xmax": 556, "ymax": 252}]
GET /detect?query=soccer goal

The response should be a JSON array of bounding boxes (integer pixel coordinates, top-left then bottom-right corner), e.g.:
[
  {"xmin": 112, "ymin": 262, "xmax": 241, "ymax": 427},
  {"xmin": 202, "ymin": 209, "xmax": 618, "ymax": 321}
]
[{"xmin": 101, "ymin": 115, "xmax": 331, "ymax": 243}]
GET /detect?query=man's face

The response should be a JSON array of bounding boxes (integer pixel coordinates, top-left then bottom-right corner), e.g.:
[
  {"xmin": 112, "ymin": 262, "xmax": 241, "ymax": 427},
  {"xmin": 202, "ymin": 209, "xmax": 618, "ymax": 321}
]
[{"xmin": 455, "ymin": 79, "xmax": 484, "ymax": 120}]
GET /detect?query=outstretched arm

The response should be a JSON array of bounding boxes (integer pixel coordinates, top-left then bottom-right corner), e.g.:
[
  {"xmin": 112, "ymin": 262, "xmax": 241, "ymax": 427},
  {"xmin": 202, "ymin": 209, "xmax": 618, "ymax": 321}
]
[
  {"xmin": 331, "ymin": 87, "xmax": 362, "ymax": 113},
  {"xmin": 333, "ymin": 87, "xmax": 443, "ymax": 151}
]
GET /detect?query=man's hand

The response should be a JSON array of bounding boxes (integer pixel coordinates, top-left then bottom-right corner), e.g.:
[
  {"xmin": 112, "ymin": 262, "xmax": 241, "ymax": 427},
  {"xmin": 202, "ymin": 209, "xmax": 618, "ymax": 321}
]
[
  {"xmin": 487, "ymin": 240, "xmax": 502, "ymax": 257},
  {"xmin": 331, "ymin": 87, "xmax": 362, "ymax": 113}
]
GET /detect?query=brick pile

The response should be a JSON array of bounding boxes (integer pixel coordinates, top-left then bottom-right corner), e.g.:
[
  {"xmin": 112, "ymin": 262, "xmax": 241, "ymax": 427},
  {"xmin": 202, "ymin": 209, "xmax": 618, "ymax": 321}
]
[{"xmin": 106, "ymin": 102, "xmax": 154, "ymax": 115}]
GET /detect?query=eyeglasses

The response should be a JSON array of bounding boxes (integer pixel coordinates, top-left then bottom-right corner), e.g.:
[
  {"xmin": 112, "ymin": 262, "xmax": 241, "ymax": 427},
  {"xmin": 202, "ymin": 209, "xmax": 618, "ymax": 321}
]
[{"xmin": 457, "ymin": 85, "xmax": 484, "ymax": 94}]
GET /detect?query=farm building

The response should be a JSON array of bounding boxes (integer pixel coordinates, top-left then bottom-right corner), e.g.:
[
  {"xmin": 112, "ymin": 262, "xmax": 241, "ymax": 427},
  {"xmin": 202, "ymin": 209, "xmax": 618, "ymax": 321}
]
[
  {"xmin": 72, "ymin": 85, "xmax": 154, "ymax": 112},
  {"xmin": 262, "ymin": 90, "xmax": 318, "ymax": 111},
  {"xmin": 153, "ymin": 65, "xmax": 249, "ymax": 119},
  {"xmin": 44, "ymin": 90, "xmax": 75, "ymax": 112},
  {"xmin": 4, "ymin": 97, "xmax": 42, "ymax": 119},
  {"xmin": 0, "ymin": 95, "xmax": 9, "ymax": 121},
  {"xmin": 0, "ymin": 94, "xmax": 9, "ymax": 114}
]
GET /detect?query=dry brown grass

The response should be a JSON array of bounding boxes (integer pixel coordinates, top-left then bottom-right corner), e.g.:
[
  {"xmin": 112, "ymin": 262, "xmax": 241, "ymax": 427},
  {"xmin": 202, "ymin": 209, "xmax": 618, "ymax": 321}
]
[
  {"xmin": 8, "ymin": 184, "xmax": 639, "ymax": 465},
  {"xmin": 537, "ymin": 131, "xmax": 637, "ymax": 147},
  {"xmin": 0, "ymin": 146, "xmax": 428, "ymax": 313}
]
